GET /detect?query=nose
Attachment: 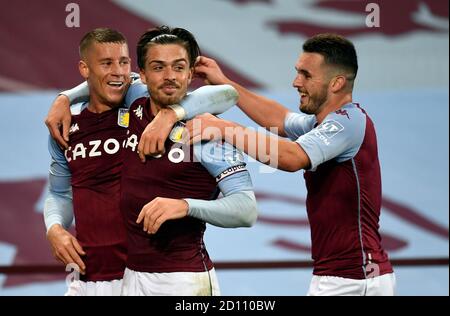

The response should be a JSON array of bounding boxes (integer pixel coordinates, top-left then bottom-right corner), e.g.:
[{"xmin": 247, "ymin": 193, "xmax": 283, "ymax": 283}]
[
  {"xmin": 163, "ymin": 68, "xmax": 176, "ymax": 81},
  {"xmin": 111, "ymin": 61, "xmax": 129, "ymax": 77},
  {"xmin": 292, "ymin": 74, "xmax": 303, "ymax": 89}
]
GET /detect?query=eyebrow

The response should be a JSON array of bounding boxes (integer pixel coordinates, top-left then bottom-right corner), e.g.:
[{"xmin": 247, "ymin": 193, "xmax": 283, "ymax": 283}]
[
  {"xmin": 98, "ymin": 57, "xmax": 130, "ymax": 62},
  {"xmin": 149, "ymin": 58, "xmax": 188, "ymax": 65},
  {"xmin": 296, "ymin": 67, "xmax": 311, "ymax": 76}
]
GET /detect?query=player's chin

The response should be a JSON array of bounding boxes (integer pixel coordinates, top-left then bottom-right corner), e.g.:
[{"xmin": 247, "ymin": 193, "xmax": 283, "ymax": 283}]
[
  {"xmin": 106, "ymin": 94, "xmax": 125, "ymax": 107},
  {"xmin": 160, "ymin": 95, "xmax": 182, "ymax": 106},
  {"xmin": 299, "ymin": 103, "xmax": 313, "ymax": 115}
]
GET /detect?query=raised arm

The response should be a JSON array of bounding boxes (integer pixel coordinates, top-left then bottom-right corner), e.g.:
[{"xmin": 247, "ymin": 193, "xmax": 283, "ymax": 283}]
[
  {"xmin": 44, "ymin": 73, "xmax": 139, "ymax": 149},
  {"xmin": 46, "ymin": 75, "xmax": 239, "ymax": 162},
  {"xmin": 137, "ymin": 84, "xmax": 238, "ymax": 162},
  {"xmin": 195, "ymin": 56, "xmax": 290, "ymax": 136},
  {"xmin": 185, "ymin": 113, "xmax": 311, "ymax": 172}
]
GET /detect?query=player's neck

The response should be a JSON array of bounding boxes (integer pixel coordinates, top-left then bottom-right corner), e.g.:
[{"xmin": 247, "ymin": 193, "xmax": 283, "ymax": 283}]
[
  {"xmin": 149, "ymin": 102, "xmax": 169, "ymax": 117},
  {"xmin": 88, "ymin": 91, "xmax": 114, "ymax": 113},
  {"xmin": 316, "ymin": 93, "xmax": 352, "ymax": 124},
  {"xmin": 88, "ymin": 96, "xmax": 115, "ymax": 114}
]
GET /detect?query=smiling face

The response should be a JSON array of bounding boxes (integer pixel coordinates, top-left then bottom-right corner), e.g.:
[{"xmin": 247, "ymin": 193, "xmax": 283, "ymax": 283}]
[
  {"xmin": 139, "ymin": 43, "xmax": 193, "ymax": 109},
  {"xmin": 79, "ymin": 42, "xmax": 131, "ymax": 111},
  {"xmin": 292, "ymin": 52, "xmax": 331, "ymax": 115}
]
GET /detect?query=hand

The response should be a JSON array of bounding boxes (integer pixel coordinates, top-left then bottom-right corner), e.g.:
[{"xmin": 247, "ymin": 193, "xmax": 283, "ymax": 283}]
[
  {"xmin": 137, "ymin": 108, "xmax": 178, "ymax": 162},
  {"xmin": 44, "ymin": 95, "xmax": 72, "ymax": 149},
  {"xmin": 136, "ymin": 198, "xmax": 189, "ymax": 234},
  {"xmin": 194, "ymin": 56, "xmax": 230, "ymax": 85},
  {"xmin": 184, "ymin": 113, "xmax": 226, "ymax": 145},
  {"xmin": 47, "ymin": 224, "xmax": 86, "ymax": 274}
]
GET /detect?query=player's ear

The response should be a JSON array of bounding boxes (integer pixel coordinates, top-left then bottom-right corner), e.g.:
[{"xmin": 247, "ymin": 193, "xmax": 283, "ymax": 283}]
[
  {"xmin": 79, "ymin": 60, "xmax": 89, "ymax": 79},
  {"xmin": 330, "ymin": 75, "xmax": 346, "ymax": 93},
  {"xmin": 187, "ymin": 67, "xmax": 194, "ymax": 85},
  {"xmin": 139, "ymin": 68, "xmax": 147, "ymax": 84}
]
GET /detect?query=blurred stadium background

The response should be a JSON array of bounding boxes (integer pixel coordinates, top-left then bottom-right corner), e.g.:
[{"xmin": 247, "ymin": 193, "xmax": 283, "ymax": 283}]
[{"xmin": 0, "ymin": 0, "xmax": 448, "ymax": 295}]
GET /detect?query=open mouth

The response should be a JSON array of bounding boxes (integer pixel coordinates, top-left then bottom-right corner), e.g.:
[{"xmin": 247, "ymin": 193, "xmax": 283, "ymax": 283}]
[
  {"xmin": 107, "ymin": 81, "xmax": 125, "ymax": 89},
  {"xmin": 300, "ymin": 92, "xmax": 308, "ymax": 101}
]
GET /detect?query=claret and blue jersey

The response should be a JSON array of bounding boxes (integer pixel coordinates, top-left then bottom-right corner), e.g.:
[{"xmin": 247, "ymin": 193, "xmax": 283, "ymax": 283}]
[
  {"xmin": 46, "ymin": 82, "xmax": 252, "ymax": 280},
  {"xmin": 121, "ymin": 96, "xmax": 251, "ymax": 273},
  {"xmin": 48, "ymin": 103, "xmax": 128, "ymax": 282},
  {"xmin": 284, "ymin": 103, "xmax": 393, "ymax": 279}
]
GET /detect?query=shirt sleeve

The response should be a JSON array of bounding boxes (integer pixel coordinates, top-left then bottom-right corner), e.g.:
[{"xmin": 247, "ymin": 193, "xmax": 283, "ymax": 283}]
[
  {"xmin": 124, "ymin": 73, "xmax": 149, "ymax": 108},
  {"xmin": 61, "ymin": 72, "xmax": 145, "ymax": 107},
  {"xmin": 283, "ymin": 112, "xmax": 317, "ymax": 141},
  {"xmin": 184, "ymin": 141, "xmax": 257, "ymax": 228},
  {"xmin": 181, "ymin": 84, "xmax": 238, "ymax": 120},
  {"xmin": 296, "ymin": 110, "xmax": 366, "ymax": 171},
  {"xmin": 43, "ymin": 136, "xmax": 74, "ymax": 231},
  {"xmin": 60, "ymin": 81, "xmax": 89, "ymax": 104},
  {"xmin": 193, "ymin": 140, "xmax": 251, "ymax": 192}
]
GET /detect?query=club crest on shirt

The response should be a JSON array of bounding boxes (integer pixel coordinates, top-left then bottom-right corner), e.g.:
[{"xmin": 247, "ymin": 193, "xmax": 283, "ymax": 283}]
[
  {"xmin": 169, "ymin": 121, "xmax": 185, "ymax": 143},
  {"xmin": 117, "ymin": 108, "xmax": 129, "ymax": 127}
]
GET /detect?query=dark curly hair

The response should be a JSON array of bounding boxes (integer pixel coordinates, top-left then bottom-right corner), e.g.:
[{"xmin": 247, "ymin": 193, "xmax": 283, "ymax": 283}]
[
  {"xmin": 303, "ymin": 33, "xmax": 358, "ymax": 82},
  {"xmin": 137, "ymin": 25, "xmax": 201, "ymax": 70}
]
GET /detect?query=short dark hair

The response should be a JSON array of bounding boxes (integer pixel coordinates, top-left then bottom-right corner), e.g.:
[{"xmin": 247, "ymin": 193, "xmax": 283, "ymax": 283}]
[
  {"xmin": 79, "ymin": 28, "xmax": 127, "ymax": 58},
  {"xmin": 303, "ymin": 33, "xmax": 358, "ymax": 81},
  {"xmin": 137, "ymin": 25, "xmax": 201, "ymax": 70}
]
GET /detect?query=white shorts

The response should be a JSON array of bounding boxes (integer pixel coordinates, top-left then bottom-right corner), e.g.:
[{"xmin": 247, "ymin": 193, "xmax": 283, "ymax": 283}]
[
  {"xmin": 307, "ymin": 273, "xmax": 396, "ymax": 296},
  {"xmin": 121, "ymin": 267, "xmax": 220, "ymax": 296},
  {"xmin": 65, "ymin": 279, "xmax": 123, "ymax": 296}
]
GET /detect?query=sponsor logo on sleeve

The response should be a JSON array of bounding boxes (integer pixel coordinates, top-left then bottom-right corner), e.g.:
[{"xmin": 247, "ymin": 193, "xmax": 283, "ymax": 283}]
[
  {"xmin": 314, "ymin": 120, "xmax": 344, "ymax": 145},
  {"xmin": 221, "ymin": 143, "xmax": 245, "ymax": 164}
]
